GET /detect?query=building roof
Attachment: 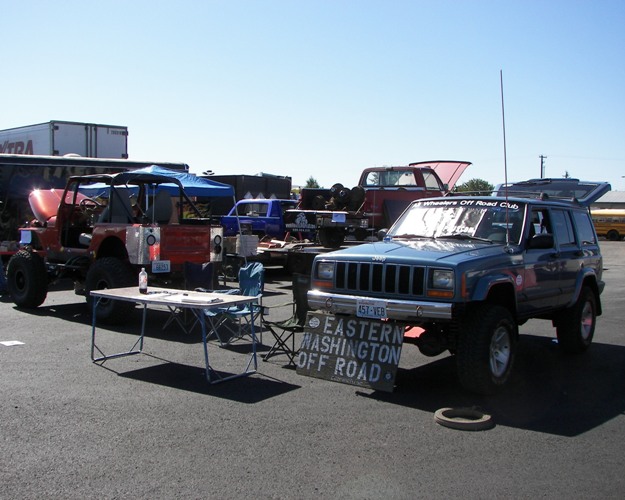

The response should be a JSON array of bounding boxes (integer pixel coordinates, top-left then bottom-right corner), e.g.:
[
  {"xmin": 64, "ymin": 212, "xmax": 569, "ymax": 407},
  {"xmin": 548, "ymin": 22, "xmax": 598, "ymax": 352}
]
[{"xmin": 592, "ymin": 191, "xmax": 625, "ymax": 208}]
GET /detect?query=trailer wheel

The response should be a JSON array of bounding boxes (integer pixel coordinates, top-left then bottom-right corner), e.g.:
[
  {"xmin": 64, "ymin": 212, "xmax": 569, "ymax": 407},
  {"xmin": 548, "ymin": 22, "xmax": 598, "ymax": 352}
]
[
  {"xmin": 7, "ymin": 250, "xmax": 48, "ymax": 308},
  {"xmin": 318, "ymin": 228, "xmax": 345, "ymax": 248},
  {"xmin": 456, "ymin": 304, "xmax": 517, "ymax": 395},
  {"xmin": 555, "ymin": 286, "xmax": 596, "ymax": 353},
  {"xmin": 85, "ymin": 257, "xmax": 136, "ymax": 325}
]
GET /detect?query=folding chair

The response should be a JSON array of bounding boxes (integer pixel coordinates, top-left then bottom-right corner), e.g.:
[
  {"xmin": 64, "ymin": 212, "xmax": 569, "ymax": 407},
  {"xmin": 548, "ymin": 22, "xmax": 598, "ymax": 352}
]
[
  {"xmin": 162, "ymin": 262, "xmax": 215, "ymax": 333},
  {"xmin": 204, "ymin": 262, "xmax": 265, "ymax": 346},
  {"xmin": 261, "ymin": 273, "xmax": 310, "ymax": 365}
]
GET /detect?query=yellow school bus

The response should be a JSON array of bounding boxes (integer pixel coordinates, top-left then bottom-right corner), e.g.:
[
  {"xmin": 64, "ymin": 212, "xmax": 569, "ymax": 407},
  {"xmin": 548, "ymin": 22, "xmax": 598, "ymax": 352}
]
[{"xmin": 591, "ymin": 209, "xmax": 625, "ymax": 241}]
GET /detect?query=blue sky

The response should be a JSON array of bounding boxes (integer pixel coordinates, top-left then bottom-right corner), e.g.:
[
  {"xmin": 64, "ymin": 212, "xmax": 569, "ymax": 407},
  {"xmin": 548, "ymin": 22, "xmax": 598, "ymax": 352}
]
[{"xmin": 2, "ymin": 0, "xmax": 624, "ymax": 190}]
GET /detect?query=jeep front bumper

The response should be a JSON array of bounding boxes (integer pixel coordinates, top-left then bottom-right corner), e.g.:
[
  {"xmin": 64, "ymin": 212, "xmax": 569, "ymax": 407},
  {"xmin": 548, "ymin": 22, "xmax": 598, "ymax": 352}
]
[{"xmin": 307, "ymin": 289, "xmax": 453, "ymax": 322}]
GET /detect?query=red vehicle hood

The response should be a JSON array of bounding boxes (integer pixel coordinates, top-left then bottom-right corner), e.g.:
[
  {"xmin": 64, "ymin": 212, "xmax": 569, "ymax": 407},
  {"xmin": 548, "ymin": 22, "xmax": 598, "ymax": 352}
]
[
  {"xmin": 409, "ymin": 160, "xmax": 471, "ymax": 190},
  {"xmin": 29, "ymin": 188, "xmax": 89, "ymax": 225}
]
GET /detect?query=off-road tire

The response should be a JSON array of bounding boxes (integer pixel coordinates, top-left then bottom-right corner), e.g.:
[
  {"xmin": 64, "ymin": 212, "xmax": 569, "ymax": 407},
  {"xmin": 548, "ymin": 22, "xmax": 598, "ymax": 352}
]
[
  {"xmin": 456, "ymin": 304, "xmax": 517, "ymax": 395},
  {"xmin": 85, "ymin": 257, "xmax": 136, "ymax": 325},
  {"xmin": 7, "ymin": 250, "xmax": 48, "ymax": 308},
  {"xmin": 556, "ymin": 286, "xmax": 596, "ymax": 353},
  {"xmin": 318, "ymin": 228, "xmax": 345, "ymax": 249}
]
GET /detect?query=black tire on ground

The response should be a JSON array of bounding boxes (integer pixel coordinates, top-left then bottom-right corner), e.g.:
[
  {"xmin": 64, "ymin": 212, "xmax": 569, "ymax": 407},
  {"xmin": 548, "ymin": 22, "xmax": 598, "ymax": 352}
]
[
  {"xmin": 7, "ymin": 250, "xmax": 48, "ymax": 308},
  {"xmin": 556, "ymin": 286, "xmax": 596, "ymax": 354},
  {"xmin": 456, "ymin": 304, "xmax": 517, "ymax": 395},
  {"xmin": 318, "ymin": 228, "xmax": 345, "ymax": 249},
  {"xmin": 85, "ymin": 257, "xmax": 136, "ymax": 325}
]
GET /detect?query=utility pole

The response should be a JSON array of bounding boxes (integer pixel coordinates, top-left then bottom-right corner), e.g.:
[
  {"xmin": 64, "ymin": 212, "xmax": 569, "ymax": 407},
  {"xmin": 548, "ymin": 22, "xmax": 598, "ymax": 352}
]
[{"xmin": 539, "ymin": 155, "xmax": 547, "ymax": 178}]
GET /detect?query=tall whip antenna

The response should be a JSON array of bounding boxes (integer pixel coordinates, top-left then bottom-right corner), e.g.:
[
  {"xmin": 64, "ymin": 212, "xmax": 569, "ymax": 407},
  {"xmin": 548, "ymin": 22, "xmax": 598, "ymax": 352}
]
[
  {"xmin": 500, "ymin": 70, "xmax": 511, "ymax": 246},
  {"xmin": 500, "ymin": 69, "xmax": 508, "ymax": 190}
]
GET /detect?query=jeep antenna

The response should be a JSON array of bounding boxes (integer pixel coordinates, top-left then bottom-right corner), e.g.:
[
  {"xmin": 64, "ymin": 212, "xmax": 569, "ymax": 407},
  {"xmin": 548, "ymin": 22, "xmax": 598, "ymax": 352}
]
[{"xmin": 500, "ymin": 70, "xmax": 512, "ymax": 247}]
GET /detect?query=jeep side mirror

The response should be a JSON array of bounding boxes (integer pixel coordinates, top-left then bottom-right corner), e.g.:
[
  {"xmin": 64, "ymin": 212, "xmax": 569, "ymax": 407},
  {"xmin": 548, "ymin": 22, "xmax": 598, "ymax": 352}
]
[
  {"xmin": 377, "ymin": 229, "xmax": 388, "ymax": 240},
  {"xmin": 528, "ymin": 232, "xmax": 554, "ymax": 249}
]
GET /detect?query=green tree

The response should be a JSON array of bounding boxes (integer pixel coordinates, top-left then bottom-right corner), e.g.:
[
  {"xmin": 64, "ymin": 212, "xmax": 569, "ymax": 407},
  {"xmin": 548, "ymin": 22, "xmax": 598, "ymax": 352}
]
[
  {"xmin": 455, "ymin": 178, "xmax": 494, "ymax": 196},
  {"xmin": 305, "ymin": 176, "xmax": 320, "ymax": 188}
]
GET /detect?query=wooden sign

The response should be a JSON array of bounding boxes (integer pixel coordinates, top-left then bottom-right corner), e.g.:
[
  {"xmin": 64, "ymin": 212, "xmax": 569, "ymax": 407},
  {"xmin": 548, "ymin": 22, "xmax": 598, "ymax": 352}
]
[{"xmin": 296, "ymin": 312, "xmax": 404, "ymax": 392}]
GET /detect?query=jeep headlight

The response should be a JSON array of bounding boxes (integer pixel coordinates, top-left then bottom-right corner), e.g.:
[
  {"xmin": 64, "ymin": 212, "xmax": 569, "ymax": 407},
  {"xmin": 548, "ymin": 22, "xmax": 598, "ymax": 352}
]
[
  {"xmin": 317, "ymin": 262, "xmax": 335, "ymax": 280},
  {"xmin": 432, "ymin": 269, "xmax": 454, "ymax": 289}
]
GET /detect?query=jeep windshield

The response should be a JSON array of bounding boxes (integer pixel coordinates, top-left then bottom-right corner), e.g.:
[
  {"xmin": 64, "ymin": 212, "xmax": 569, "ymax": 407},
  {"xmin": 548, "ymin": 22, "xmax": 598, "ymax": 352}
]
[{"xmin": 389, "ymin": 198, "xmax": 526, "ymax": 245}]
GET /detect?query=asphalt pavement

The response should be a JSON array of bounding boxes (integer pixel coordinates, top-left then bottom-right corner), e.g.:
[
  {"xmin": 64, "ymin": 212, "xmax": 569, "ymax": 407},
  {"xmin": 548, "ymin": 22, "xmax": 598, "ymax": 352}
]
[{"xmin": 1, "ymin": 243, "xmax": 624, "ymax": 499}]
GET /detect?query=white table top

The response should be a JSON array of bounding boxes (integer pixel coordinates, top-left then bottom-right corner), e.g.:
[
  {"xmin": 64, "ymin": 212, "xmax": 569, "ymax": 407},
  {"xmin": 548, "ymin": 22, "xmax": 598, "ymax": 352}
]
[{"xmin": 89, "ymin": 286, "xmax": 257, "ymax": 309}]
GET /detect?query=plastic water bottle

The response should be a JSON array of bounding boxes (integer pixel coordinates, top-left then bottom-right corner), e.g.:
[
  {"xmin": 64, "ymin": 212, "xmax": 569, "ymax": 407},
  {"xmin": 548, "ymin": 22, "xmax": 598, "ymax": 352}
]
[{"xmin": 139, "ymin": 267, "xmax": 148, "ymax": 294}]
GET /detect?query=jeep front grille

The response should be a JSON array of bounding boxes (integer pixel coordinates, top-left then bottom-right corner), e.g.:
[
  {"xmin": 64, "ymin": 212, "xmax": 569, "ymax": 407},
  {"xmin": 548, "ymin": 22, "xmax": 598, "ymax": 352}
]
[{"xmin": 334, "ymin": 262, "xmax": 425, "ymax": 297}]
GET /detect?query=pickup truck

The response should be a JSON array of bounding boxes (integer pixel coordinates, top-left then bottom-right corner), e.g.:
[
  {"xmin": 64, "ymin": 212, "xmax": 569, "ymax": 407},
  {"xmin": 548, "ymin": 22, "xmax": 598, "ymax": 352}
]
[
  {"xmin": 302, "ymin": 177, "xmax": 610, "ymax": 394},
  {"xmin": 284, "ymin": 160, "xmax": 470, "ymax": 248},
  {"xmin": 220, "ymin": 198, "xmax": 298, "ymax": 238}
]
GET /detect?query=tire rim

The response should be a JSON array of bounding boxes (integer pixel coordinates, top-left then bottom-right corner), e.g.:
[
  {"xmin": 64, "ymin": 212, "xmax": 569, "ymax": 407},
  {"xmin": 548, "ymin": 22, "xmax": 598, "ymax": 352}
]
[
  {"xmin": 490, "ymin": 326, "xmax": 511, "ymax": 378},
  {"xmin": 14, "ymin": 270, "xmax": 26, "ymax": 293},
  {"xmin": 93, "ymin": 277, "xmax": 111, "ymax": 306},
  {"xmin": 580, "ymin": 300, "xmax": 594, "ymax": 341}
]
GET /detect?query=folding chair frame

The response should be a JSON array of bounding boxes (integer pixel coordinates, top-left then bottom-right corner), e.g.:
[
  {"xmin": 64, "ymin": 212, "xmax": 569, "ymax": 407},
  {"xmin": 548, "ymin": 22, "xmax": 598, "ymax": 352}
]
[{"xmin": 261, "ymin": 273, "xmax": 310, "ymax": 365}]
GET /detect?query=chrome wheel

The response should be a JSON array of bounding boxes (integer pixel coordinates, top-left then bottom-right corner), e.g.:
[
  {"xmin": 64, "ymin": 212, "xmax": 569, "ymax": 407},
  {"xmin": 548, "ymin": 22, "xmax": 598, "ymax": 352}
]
[{"xmin": 489, "ymin": 326, "xmax": 512, "ymax": 378}]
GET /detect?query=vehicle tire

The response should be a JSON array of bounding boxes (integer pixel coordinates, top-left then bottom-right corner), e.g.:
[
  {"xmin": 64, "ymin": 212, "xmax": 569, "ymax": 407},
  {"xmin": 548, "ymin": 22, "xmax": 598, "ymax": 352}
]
[
  {"xmin": 318, "ymin": 228, "xmax": 345, "ymax": 248},
  {"xmin": 606, "ymin": 229, "xmax": 620, "ymax": 241},
  {"xmin": 555, "ymin": 286, "xmax": 596, "ymax": 354},
  {"xmin": 85, "ymin": 257, "xmax": 136, "ymax": 325},
  {"xmin": 311, "ymin": 195, "xmax": 326, "ymax": 210},
  {"xmin": 330, "ymin": 183, "xmax": 344, "ymax": 197},
  {"xmin": 348, "ymin": 186, "xmax": 365, "ymax": 212},
  {"xmin": 7, "ymin": 250, "xmax": 48, "ymax": 308},
  {"xmin": 456, "ymin": 304, "xmax": 517, "ymax": 395},
  {"xmin": 354, "ymin": 228, "xmax": 369, "ymax": 241}
]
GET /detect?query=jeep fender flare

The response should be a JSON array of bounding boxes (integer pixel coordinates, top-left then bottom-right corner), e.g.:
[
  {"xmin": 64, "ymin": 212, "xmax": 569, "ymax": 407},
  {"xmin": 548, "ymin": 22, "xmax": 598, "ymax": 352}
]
[
  {"xmin": 564, "ymin": 270, "xmax": 602, "ymax": 315},
  {"xmin": 472, "ymin": 273, "xmax": 517, "ymax": 303}
]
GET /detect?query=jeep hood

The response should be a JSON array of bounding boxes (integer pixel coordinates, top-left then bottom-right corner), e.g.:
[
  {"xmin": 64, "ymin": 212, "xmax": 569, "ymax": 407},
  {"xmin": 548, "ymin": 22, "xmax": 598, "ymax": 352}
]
[
  {"xmin": 321, "ymin": 238, "xmax": 500, "ymax": 264},
  {"xmin": 28, "ymin": 188, "xmax": 89, "ymax": 225}
]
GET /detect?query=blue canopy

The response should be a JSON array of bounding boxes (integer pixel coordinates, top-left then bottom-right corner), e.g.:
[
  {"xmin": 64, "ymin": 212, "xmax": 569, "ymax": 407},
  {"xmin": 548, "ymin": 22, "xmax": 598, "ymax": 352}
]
[{"xmin": 130, "ymin": 165, "xmax": 235, "ymax": 197}]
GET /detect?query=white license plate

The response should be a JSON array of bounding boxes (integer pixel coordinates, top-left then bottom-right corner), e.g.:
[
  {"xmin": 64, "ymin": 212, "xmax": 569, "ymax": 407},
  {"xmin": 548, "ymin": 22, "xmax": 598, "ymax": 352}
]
[
  {"xmin": 151, "ymin": 260, "xmax": 171, "ymax": 273},
  {"xmin": 357, "ymin": 298, "xmax": 387, "ymax": 319}
]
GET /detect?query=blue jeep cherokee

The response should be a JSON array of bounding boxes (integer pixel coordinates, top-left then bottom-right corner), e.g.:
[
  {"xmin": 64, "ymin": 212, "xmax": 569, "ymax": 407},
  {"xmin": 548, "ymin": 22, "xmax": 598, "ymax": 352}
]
[{"xmin": 307, "ymin": 178, "xmax": 610, "ymax": 394}]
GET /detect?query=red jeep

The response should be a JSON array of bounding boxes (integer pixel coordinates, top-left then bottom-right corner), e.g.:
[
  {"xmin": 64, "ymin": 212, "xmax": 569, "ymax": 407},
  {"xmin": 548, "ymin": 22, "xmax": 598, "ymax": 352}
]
[{"xmin": 7, "ymin": 170, "xmax": 224, "ymax": 323}]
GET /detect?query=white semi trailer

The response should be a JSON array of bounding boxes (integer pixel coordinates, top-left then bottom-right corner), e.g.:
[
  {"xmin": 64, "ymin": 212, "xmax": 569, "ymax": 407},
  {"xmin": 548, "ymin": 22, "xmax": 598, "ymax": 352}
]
[{"xmin": 0, "ymin": 120, "xmax": 128, "ymax": 159}]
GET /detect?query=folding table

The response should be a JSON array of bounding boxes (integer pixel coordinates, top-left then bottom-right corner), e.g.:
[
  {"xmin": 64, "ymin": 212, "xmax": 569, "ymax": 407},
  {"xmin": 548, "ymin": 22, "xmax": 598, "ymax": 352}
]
[{"xmin": 90, "ymin": 286, "xmax": 259, "ymax": 384}]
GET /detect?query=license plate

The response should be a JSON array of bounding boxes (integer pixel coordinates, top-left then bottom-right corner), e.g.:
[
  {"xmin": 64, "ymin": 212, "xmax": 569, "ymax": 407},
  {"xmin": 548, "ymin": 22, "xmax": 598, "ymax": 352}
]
[
  {"xmin": 151, "ymin": 260, "xmax": 171, "ymax": 273},
  {"xmin": 357, "ymin": 298, "xmax": 387, "ymax": 319}
]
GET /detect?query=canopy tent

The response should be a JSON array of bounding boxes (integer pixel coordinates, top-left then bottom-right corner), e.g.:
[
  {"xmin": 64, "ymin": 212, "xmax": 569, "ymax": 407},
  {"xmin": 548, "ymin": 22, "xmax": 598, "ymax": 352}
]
[
  {"xmin": 78, "ymin": 165, "xmax": 235, "ymax": 198},
  {"xmin": 128, "ymin": 165, "xmax": 235, "ymax": 197}
]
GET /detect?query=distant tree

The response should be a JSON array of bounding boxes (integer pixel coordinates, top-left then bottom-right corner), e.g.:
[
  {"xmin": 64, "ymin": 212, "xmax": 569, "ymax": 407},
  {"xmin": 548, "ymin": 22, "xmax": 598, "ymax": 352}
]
[
  {"xmin": 454, "ymin": 178, "xmax": 494, "ymax": 195},
  {"xmin": 305, "ymin": 176, "xmax": 320, "ymax": 188}
]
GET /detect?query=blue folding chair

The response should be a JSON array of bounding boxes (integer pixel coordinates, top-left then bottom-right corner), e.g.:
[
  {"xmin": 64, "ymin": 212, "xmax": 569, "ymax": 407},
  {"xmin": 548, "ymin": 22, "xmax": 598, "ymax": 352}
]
[
  {"xmin": 203, "ymin": 262, "xmax": 265, "ymax": 346},
  {"xmin": 163, "ymin": 262, "xmax": 215, "ymax": 334}
]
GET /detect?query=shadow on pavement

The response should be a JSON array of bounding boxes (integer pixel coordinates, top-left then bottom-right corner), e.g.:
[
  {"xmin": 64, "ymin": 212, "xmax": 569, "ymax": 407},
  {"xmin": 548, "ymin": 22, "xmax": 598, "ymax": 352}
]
[
  {"xmin": 361, "ymin": 335, "xmax": 625, "ymax": 437},
  {"xmin": 112, "ymin": 357, "xmax": 301, "ymax": 402}
]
